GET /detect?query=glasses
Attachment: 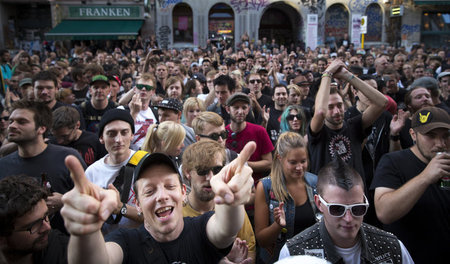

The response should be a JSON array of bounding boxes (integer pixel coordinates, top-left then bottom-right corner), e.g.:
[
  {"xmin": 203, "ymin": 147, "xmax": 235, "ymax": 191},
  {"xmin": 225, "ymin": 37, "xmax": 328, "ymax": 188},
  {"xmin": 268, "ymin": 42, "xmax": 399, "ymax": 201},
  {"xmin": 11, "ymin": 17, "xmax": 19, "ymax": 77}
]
[
  {"xmin": 196, "ymin": 166, "xmax": 223, "ymax": 176},
  {"xmin": 0, "ymin": 116, "xmax": 9, "ymax": 121},
  {"xmin": 350, "ymin": 61, "xmax": 359, "ymax": 64},
  {"xmin": 14, "ymin": 213, "xmax": 52, "ymax": 234},
  {"xmin": 284, "ymin": 67, "xmax": 292, "ymax": 70},
  {"xmin": 198, "ymin": 131, "xmax": 228, "ymax": 141},
  {"xmin": 136, "ymin": 84, "xmax": 154, "ymax": 91},
  {"xmin": 249, "ymin": 79, "xmax": 262, "ymax": 84},
  {"xmin": 318, "ymin": 195, "xmax": 369, "ymax": 218},
  {"xmin": 287, "ymin": 114, "xmax": 302, "ymax": 121}
]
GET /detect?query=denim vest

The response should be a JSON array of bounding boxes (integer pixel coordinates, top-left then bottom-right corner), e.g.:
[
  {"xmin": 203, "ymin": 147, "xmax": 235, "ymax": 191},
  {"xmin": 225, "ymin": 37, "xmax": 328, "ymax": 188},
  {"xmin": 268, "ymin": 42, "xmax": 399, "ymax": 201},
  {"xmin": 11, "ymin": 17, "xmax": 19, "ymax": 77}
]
[{"xmin": 259, "ymin": 172, "xmax": 320, "ymax": 263}]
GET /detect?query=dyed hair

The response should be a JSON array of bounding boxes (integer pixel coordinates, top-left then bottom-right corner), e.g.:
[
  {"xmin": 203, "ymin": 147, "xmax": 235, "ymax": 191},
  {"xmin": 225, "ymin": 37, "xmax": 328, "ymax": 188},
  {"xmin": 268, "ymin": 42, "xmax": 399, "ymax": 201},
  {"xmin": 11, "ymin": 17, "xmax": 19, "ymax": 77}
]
[
  {"xmin": 271, "ymin": 132, "xmax": 308, "ymax": 203},
  {"xmin": 280, "ymin": 105, "xmax": 307, "ymax": 135}
]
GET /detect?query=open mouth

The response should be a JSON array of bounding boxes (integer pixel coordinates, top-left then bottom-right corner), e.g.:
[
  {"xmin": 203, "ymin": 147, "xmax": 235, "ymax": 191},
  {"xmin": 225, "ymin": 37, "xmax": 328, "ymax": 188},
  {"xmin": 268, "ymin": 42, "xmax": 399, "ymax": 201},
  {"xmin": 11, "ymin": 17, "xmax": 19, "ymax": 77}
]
[{"xmin": 155, "ymin": 206, "xmax": 174, "ymax": 218}]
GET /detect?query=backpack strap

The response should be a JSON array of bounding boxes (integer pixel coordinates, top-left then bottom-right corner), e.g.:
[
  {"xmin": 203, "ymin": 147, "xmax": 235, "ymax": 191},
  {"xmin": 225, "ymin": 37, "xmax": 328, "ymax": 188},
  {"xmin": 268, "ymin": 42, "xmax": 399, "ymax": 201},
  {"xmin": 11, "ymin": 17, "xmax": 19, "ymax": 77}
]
[{"xmin": 107, "ymin": 150, "xmax": 149, "ymax": 224}]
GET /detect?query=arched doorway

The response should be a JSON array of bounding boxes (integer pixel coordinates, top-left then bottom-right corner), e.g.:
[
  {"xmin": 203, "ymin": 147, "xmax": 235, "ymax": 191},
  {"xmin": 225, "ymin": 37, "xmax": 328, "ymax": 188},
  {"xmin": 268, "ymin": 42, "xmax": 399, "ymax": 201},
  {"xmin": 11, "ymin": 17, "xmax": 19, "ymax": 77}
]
[
  {"xmin": 365, "ymin": 4, "xmax": 382, "ymax": 42},
  {"xmin": 209, "ymin": 3, "xmax": 235, "ymax": 47},
  {"xmin": 172, "ymin": 3, "xmax": 193, "ymax": 43},
  {"xmin": 325, "ymin": 4, "xmax": 349, "ymax": 40},
  {"xmin": 259, "ymin": 2, "xmax": 302, "ymax": 47}
]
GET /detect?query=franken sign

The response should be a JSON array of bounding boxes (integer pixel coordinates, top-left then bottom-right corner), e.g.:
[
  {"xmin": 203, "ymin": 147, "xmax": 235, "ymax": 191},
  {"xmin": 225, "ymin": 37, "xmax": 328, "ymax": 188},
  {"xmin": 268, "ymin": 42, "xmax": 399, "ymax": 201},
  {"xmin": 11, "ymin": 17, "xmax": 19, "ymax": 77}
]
[{"xmin": 69, "ymin": 6, "xmax": 141, "ymax": 18}]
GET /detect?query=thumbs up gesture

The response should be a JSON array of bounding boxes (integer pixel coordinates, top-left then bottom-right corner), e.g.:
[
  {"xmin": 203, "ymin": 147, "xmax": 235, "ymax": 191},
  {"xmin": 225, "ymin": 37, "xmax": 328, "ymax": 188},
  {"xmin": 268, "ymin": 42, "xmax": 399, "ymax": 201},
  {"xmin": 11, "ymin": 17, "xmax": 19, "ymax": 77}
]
[
  {"xmin": 211, "ymin": 141, "xmax": 256, "ymax": 206},
  {"xmin": 61, "ymin": 155, "xmax": 118, "ymax": 236}
]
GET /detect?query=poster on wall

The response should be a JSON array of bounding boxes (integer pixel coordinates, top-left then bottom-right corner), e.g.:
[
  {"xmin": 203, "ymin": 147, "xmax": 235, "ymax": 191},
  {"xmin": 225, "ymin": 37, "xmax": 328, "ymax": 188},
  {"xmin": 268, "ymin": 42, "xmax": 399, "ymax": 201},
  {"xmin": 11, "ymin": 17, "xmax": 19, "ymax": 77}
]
[
  {"xmin": 306, "ymin": 14, "xmax": 318, "ymax": 50},
  {"xmin": 351, "ymin": 14, "xmax": 361, "ymax": 48}
]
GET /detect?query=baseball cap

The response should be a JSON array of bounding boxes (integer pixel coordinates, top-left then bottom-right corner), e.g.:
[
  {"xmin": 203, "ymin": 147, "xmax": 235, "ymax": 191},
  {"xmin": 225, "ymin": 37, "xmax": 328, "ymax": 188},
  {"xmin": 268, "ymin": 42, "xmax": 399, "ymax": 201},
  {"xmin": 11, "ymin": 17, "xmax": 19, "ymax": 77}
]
[
  {"xmin": 90, "ymin": 75, "xmax": 109, "ymax": 86},
  {"xmin": 411, "ymin": 106, "xmax": 450, "ymax": 134},
  {"xmin": 133, "ymin": 152, "xmax": 182, "ymax": 184},
  {"xmin": 410, "ymin": 77, "xmax": 439, "ymax": 91},
  {"xmin": 97, "ymin": 109, "xmax": 135, "ymax": 136},
  {"xmin": 257, "ymin": 67, "xmax": 268, "ymax": 73},
  {"xmin": 157, "ymin": 98, "xmax": 183, "ymax": 112},
  {"xmin": 192, "ymin": 73, "xmax": 206, "ymax": 83},
  {"xmin": 226, "ymin": 92, "xmax": 250, "ymax": 106},
  {"xmin": 19, "ymin": 78, "xmax": 32, "ymax": 88},
  {"xmin": 190, "ymin": 62, "xmax": 199, "ymax": 68},
  {"xmin": 437, "ymin": 71, "xmax": 450, "ymax": 81}
]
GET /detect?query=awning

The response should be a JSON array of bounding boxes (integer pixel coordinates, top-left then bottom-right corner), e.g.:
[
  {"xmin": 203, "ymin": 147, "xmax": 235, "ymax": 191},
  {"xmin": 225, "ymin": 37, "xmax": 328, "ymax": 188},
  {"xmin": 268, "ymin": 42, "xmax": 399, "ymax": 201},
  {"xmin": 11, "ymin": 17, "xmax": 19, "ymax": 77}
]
[{"xmin": 45, "ymin": 20, "xmax": 143, "ymax": 40}]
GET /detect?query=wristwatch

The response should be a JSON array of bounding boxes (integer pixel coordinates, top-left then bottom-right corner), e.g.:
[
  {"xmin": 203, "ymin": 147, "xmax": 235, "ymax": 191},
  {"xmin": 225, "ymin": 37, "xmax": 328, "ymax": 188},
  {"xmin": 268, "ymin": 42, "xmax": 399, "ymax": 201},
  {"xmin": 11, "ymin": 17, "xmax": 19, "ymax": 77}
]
[
  {"xmin": 120, "ymin": 203, "xmax": 127, "ymax": 216},
  {"xmin": 390, "ymin": 134, "xmax": 400, "ymax": 141}
]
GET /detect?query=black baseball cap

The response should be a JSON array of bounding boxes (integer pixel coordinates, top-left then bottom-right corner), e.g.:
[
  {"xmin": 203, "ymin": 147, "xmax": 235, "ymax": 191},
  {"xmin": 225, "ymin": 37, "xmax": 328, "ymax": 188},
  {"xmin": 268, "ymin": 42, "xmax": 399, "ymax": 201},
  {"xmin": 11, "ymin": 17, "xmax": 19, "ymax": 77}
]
[
  {"xmin": 411, "ymin": 106, "xmax": 450, "ymax": 134},
  {"xmin": 157, "ymin": 98, "xmax": 183, "ymax": 112},
  {"xmin": 134, "ymin": 153, "xmax": 182, "ymax": 183},
  {"xmin": 90, "ymin": 75, "xmax": 109, "ymax": 86}
]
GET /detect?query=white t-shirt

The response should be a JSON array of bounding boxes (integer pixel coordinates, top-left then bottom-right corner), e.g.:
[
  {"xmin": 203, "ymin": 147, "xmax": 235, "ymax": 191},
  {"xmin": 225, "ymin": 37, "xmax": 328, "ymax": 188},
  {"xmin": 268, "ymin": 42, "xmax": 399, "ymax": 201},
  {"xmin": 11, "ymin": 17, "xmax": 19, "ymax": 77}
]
[
  {"xmin": 131, "ymin": 107, "xmax": 157, "ymax": 150},
  {"xmin": 279, "ymin": 239, "xmax": 414, "ymax": 264},
  {"xmin": 85, "ymin": 150, "xmax": 138, "ymax": 234}
]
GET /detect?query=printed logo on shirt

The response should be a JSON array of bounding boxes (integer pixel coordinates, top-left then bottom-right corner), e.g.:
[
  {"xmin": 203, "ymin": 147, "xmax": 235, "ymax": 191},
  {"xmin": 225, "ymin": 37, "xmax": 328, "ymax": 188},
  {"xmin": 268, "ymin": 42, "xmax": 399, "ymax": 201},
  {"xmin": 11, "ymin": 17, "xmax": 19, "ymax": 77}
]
[
  {"xmin": 374, "ymin": 252, "xmax": 394, "ymax": 263},
  {"xmin": 328, "ymin": 134, "xmax": 352, "ymax": 162}
]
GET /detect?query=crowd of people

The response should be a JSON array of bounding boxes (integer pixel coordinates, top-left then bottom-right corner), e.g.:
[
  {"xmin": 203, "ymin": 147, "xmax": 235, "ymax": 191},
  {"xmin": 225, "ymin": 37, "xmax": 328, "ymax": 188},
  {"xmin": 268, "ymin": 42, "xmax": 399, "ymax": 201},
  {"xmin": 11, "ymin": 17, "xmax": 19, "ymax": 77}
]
[{"xmin": 0, "ymin": 35, "xmax": 449, "ymax": 264}]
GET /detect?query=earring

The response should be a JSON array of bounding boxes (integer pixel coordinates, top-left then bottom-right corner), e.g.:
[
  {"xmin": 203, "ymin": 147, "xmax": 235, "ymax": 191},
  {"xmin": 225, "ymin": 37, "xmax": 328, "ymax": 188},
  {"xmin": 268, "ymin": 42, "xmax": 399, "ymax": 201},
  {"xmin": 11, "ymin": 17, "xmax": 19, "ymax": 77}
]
[{"xmin": 137, "ymin": 211, "xmax": 143, "ymax": 217}]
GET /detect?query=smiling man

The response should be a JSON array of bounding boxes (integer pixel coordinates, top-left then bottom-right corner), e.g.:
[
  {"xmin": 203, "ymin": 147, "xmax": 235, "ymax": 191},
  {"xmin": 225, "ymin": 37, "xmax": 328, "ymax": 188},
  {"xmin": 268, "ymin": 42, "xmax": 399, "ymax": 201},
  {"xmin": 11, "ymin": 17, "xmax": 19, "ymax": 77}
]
[
  {"xmin": 0, "ymin": 176, "xmax": 69, "ymax": 264},
  {"xmin": 279, "ymin": 158, "xmax": 413, "ymax": 264},
  {"xmin": 61, "ymin": 139, "xmax": 256, "ymax": 263}
]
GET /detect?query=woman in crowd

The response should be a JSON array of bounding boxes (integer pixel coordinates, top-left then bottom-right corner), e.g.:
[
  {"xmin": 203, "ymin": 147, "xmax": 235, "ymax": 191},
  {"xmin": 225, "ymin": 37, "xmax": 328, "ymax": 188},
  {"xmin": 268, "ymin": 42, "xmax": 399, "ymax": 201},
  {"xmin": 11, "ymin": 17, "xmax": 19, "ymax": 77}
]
[
  {"xmin": 141, "ymin": 121, "xmax": 185, "ymax": 167},
  {"xmin": 183, "ymin": 97, "xmax": 205, "ymax": 128},
  {"xmin": 255, "ymin": 132, "xmax": 318, "ymax": 263},
  {"xmin": 279, "ymin": 105, "xmax": 307, "ymax": 141}
]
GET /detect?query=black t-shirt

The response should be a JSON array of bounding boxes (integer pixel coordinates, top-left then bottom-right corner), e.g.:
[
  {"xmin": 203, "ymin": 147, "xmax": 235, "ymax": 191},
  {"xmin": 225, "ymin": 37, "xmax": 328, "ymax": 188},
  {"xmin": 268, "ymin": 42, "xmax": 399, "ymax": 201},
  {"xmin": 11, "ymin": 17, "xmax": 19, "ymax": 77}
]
[
  {"xmin": 105, "ymin": 212, "xmax": 231, "ymax": 263},
  {"xmin": 293, "ymin": 200, "xmax": 316, "ymax": 235},
  {"xmin": 266, "ymin": 108, "xmax": 283, "ymax": 146},
  {"xmin": 32, "ymin": 229, "xmax": 69, "ymax": 264},
  {"xmin": 308, "ymin": 115, "xmax": 369, "ymax": 188},
  {"xmin": 399, "ymin": 118, "xmax": 413, "ymax": 150},
  {"xmin": 370, "ymin": 149, "xmax": 450, "ymax": 264},
  {"xmin": 72, "ymin": 85, "xmax": 89, "ymax": 105},
  {"xmin": 80, "ymin": 100, "xmax": 119, "ymax": 133},
  {"xmin": 50, "ymin": 130, "xmax": 107, "ymax": 166}
]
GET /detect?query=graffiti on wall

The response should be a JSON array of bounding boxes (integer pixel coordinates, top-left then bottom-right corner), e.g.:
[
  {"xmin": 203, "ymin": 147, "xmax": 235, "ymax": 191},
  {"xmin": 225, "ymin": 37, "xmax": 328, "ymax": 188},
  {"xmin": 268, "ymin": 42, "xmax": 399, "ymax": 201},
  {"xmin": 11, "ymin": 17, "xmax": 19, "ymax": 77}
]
[
  {"xmin": 157, "ymin": 0, "xmax": 182, "ymax": 12},
  {"xmin": 349, "ymin": 0, "xmax": 377, "ymax": 13},
  {"xmin": 158, "ymin": 26, "xmax": 172, "ymax": 49},
  {"xmin": 325, "ymin": 4, "xmax": 349, "ymax": 39},
  {"xmin": 230, "ymin": 0, "xmax": 269, "ymax": 14},
  {"xmin": 401, "ymin": 24, "xmax": 420, "ymax": 35},
  {"xmin": 365, "ymin": 4, "xmax": 382, "ymax": 42}
]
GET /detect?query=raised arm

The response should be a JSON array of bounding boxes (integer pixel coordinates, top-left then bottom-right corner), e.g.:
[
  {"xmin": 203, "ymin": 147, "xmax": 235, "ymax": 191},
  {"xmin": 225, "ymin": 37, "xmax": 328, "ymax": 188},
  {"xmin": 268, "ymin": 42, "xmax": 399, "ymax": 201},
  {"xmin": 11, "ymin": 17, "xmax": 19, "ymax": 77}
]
[
  {"xmin": 207, "ymin": 142, "xmax": 256, "ymax": 249},
  {"xmin": 310, "ymin": 60, "xmax": 346, "ymax": 133},
  {"xmin": 61, "ymin": 156, "xmax": 122, "ymax": 264}
]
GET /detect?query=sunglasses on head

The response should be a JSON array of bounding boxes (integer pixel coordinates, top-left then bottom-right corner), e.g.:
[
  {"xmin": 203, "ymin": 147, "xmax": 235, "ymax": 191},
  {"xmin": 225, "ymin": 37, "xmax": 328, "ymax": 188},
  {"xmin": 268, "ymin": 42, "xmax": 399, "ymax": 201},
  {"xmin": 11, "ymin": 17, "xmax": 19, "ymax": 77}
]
[
  {"xmin": 198, "ymin": 131, "xmax": 228, "ymax": 141},
  {"xmin": 0, "ymin": 116, "xmax": 9, "ymax": 121},
  {"xmin": 287, "ymin": 114, "xmax": 302, "ymax": 121},
  {"xmin": 249, "ymin": 79, "xmax": 262, "ymax": 84},
  {"xmin": 318, "ymin": 194, "xmax": 369, "ymax": 217},
  {"xmin": 196, "ymin": 166, "xmax": 223, "ymax": 176},
  {"xmin": 136, "ymin": 84, "xmax": 154, "ymax": 91}
]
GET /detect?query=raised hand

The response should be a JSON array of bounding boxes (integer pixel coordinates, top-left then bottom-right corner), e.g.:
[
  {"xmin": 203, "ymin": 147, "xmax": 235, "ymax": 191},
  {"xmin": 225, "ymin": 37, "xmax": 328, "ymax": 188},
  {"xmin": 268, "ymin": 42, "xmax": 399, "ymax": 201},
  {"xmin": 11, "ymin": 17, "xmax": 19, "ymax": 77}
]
[
  {"xmin": 390, "ymin": 109, "xmax": 409, "ymax": 135},
  {"xmin": 274, "ymin": 202, "xmax": 286, "ymax": 228},
  {"xmin": 211, "ymin": 141, "xmax": 256, "ymax": 206},
  {"xmin": 61, "ymin": 155, "xmax": 118, "ymax": 236},
  {"xmin": 129, "ymin": 93, "xmax": 142, "ymax": 115}
]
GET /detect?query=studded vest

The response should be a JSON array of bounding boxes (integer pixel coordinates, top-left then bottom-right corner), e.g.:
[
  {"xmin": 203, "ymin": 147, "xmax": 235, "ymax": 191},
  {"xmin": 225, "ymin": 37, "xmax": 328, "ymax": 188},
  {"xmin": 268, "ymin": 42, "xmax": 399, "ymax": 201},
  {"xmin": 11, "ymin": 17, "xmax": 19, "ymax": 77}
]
[{"xmin": 286, "ymin": 221, "xmax": 402, "ymax": 264}]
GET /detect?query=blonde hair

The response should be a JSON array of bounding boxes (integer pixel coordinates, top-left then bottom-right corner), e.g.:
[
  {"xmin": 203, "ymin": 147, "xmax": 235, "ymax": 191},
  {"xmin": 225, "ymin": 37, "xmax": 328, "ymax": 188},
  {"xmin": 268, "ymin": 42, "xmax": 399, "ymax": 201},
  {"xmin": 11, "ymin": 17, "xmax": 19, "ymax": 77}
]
[
  {"xmin": 192, "ymin": 111, "xmax": 223, "ymax": 135},
  {"xmin": 271, "ymin": 132, "xmax": 308, "ymax": 203},
  {"xmin": 141, "ymin": 121, "xmax": 186, "ymax": 154},
  {"xmin": 183, "ymin": 97, "xmax": 205, "ymax": 119},
  {"xmin": 287, "ymin": 84, "xmax": 301, "ymax": 95}
]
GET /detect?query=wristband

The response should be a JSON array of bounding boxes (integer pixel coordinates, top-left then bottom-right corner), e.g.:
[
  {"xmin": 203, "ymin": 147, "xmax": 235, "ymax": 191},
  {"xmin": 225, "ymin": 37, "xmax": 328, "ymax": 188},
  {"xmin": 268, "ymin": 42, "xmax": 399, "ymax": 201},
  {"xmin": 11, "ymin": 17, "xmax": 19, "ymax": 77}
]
[
  {"xmin": 390, "ymin": 134, "xmax": 400, "ymax": 141},
  {"xmin": 322, "ymin": 71, "xmax": 332, "ymax": 78}
]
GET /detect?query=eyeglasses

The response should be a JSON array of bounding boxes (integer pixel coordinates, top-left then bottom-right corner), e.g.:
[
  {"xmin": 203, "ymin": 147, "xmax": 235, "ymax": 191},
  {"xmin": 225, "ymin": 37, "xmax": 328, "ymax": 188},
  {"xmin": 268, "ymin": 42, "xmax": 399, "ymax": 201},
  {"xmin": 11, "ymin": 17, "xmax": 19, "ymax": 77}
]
[
  {"xmin": 14, "ymin": 213, "xmax": 52, "ymax": 234},
  {"xmin": 350, "ymin": 61, "xmax": 359, "ymax": 64},
  {"xmin": 0, "ymin": 116, "xmax": 9, "ymax": 121},
  {"xmin": 284, "ymin": 67, "xmax": 292, "ymax": 70},
  {"xmin": 318, "ymin": 194, "xmax": 369, "ymax": 218},
  {"xmin": 136, "ymin": 84, "xmax": 154, "ymax": 91},
  {"xmin": 287, "ymin": 114, "xmax": 302, "ymax": 121},
  {"xmin": 196, "ymin": 165, "xmax": 224, "ymax": 176},
  {"xmin": 249, "ymin": 79, "xmax": 262, "ymax": 84},
  {"xmin": 198, "ymin": 131, "xmax": 228, "ymax": 141}
]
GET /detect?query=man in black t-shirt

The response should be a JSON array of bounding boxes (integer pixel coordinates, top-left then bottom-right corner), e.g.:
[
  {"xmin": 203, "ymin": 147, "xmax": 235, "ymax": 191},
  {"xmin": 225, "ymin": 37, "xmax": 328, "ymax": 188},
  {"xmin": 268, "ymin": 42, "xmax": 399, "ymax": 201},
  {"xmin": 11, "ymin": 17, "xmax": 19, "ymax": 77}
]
[
  {"xmin": 51, "ymin": 106, "xmax": 106, "ymax": 166},
  {"xmin": 0, "ymin": 176, "xmax": 69, "ymax": 264},
  {"xmin": 80, "ymin": 75, "xmax": 119, "ymax": 133},
  {"xmin": 265, "ymin": 84, "xmax": 288, "ymax": 146},
  {"xmin": 371, "ymin": 106, "xmax": 450, "ymax": 264},
  {"xmin": 61, "ymin": 141, "xmax": 257, "ymax": 263}
]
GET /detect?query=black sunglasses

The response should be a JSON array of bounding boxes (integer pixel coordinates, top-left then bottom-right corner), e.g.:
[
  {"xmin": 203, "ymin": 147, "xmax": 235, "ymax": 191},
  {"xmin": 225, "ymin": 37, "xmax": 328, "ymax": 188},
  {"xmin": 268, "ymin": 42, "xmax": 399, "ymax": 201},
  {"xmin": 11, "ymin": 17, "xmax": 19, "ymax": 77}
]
[
  {"xmin": 199, "ymin": 131, "xmax": 228, "ymax": 141},
  {"xmin": 287, "ymin": 114, "xmax": 302, "ymax": 121},
  {"xmin": 249, "ymin": 79, "xmax": 262, "ymax": 84},
  {"xmin": 284, "ymin": 67, "xmax": 292, "ymax": 70},
  {"xmin": 0, "ymin": 116, "xmax": 9, "ymax": 121},
  {"xmin": 196, "ymin": 166, "xmax": 223, "ymax": 176},
  {"xmin": 136, "ymin": 84, "xmax": 154, "ymax": 91}
]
